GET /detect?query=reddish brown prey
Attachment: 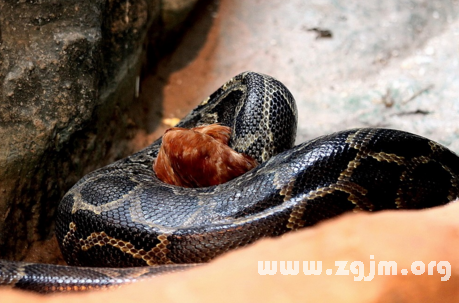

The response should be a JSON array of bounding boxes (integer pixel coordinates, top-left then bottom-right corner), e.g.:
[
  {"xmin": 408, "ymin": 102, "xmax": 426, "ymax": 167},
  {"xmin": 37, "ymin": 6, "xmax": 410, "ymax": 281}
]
[{"xmin": 154, "ymin": 124, "xmax": 258, "ymax": 188}]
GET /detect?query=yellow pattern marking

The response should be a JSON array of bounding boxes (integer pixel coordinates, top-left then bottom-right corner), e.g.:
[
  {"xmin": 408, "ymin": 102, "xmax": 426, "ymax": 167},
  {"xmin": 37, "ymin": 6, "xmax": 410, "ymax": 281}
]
[{"xmin": 66, "ymin": 222, "xmax": 172, "ymax": 266}]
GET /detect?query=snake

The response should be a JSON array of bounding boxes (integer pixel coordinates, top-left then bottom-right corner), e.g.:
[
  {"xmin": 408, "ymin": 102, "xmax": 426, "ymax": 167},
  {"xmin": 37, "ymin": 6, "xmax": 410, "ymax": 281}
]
[{"xmin": 1, "ymin": 71, "xmax": 459, "ymax": 293}]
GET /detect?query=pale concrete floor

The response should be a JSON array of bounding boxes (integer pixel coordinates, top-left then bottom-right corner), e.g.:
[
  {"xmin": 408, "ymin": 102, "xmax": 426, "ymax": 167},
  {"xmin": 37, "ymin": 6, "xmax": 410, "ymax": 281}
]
[{"xmin": 141, "ymin": 0, "xmax": 459, "ymax": 151}]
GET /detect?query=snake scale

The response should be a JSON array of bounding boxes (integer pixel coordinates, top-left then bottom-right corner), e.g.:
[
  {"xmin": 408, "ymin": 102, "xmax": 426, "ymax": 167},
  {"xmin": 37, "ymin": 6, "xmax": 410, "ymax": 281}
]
[{"xmin": 1, "ymin": 72, "xmax": 459, "ymax": 293}]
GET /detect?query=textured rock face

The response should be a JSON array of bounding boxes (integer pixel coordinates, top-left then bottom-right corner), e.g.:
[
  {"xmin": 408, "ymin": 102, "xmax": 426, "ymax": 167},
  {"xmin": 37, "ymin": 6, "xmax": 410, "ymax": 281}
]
[{"xmin": 0, "ymin": 0, "xmax": 199, "ymax": 261}]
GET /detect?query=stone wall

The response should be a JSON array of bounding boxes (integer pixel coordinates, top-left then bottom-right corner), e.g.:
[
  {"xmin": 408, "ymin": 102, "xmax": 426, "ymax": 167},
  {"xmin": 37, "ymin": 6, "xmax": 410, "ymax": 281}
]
[{"xmin": 0, "ymin": 0, "xmax": 200, "ymax": 261}]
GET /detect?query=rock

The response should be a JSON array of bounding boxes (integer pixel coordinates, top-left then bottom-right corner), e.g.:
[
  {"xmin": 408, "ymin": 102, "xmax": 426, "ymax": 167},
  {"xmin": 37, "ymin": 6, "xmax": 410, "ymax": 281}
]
[
  {"xmin": 2, "ymin": 200, "xmax": 459, "ymax": 302},
  {"xmin": 0, "ymin": 0, "xmax": 200, "ymax": 261}
]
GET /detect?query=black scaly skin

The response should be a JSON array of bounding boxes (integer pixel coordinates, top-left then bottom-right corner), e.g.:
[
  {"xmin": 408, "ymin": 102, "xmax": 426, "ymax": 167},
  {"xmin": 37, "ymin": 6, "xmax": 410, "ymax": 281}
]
[{"xmin": 1, "ymin": 72, "xmax": 459, "ymax": 293}]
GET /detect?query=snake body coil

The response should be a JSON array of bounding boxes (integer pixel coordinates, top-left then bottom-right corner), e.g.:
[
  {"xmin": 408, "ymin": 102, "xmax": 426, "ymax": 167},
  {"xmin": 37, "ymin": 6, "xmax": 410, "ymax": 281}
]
[{"xmin": 1, "ymin": 72, "xmax": 459, "ymax": 293}]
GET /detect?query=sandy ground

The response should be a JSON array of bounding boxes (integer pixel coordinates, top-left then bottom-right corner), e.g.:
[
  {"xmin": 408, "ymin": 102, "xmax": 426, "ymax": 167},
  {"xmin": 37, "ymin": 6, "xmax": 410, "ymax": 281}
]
[{"xmin": 141, "ymin": 0, "xmax": 459, "ymax": 150}]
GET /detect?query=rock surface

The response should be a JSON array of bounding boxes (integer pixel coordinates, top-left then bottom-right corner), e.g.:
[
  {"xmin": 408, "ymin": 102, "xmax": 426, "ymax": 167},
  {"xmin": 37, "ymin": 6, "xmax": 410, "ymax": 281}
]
[
  {"xmin": 147, "ymin": 0, "xmax": 459, "ymax": 148},
  {"xmin": 0, "ymin": 0, "xmax": 199, "ymax": 261},
  {"xmin": 2, "ymin": 201, "xmax": 459, "ymax": 302}
]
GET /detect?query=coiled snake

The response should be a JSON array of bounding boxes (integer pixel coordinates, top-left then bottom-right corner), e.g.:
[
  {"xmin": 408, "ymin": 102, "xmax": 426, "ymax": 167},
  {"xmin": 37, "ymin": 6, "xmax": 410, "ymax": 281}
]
[{"xmin": 1, "ymin": 72, "xmax": 459, "ymax": 293}]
